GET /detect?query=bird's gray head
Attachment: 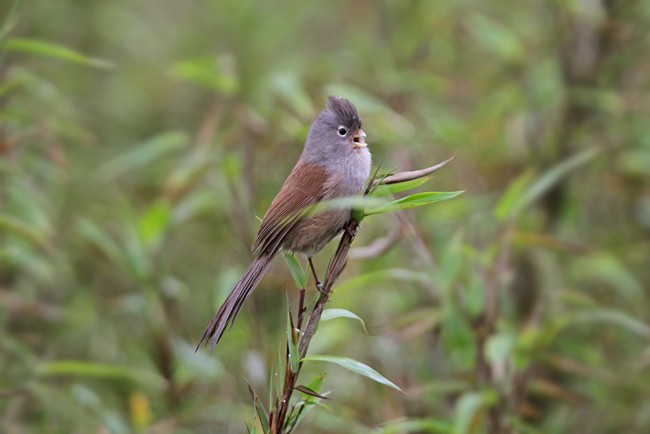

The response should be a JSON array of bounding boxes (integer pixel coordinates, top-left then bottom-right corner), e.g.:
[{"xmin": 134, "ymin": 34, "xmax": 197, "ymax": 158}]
[{"xmin": 302, "ymin": 96, "xmax": 368, "ymax": 167}]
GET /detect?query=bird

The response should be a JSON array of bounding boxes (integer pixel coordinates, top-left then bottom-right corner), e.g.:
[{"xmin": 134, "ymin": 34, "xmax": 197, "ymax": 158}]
[{"xmin": 197, "ymin": 96, "xmax": 371, "ymax": 350}]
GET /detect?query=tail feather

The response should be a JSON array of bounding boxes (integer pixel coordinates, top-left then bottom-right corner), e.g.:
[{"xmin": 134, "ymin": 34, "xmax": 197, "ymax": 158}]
[{"xmin": 197, "ymin": 254, "xmax": 274, "ymax": 351}]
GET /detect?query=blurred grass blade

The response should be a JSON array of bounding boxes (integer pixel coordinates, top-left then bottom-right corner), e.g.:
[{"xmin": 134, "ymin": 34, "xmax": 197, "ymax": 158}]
[
  {"xmin": 302, "ymin": 355, "xmax": 402, "ymax": 391},
  {"xmin": 0, "ymin": 214, "xmax": 51, "ymax": 252},
  {"xmin": 3, "ymin": 38, "xmax": 114, "ymax": 68},
  {"xmin": 321, "ymin": 308, "xmax": 368, "ymax": 333},
  {"xmin": 370, "ymin": 176, "xmax": 432, "ymax": 198},
  {"xmin": 467, "ymin": 13, "xmax": 524, "ymax": 62},
  {"xmin": 336, "ymin": 268, "xmax": 430, "ymax": 293},
  {"xmin": 169, "ymin": 55, "xmax": 238, "ymax": 94},
  {"xmin": 495, "ymin": 169, "xmax": 535, "ymax": 221},
  {"xmin": 500, "ymin": 148, "xmax": 599, "ymax": 219},
  {"xmin": 453, "ymin": 390, "xmax": 498, "ymax": 434},
  {"xmin": 0, "ymin": 0, "xmax": 21, "ymax": 42},
  {"xmin": 271, "ymin": 71, "xmax": 315, "ymax": 116},
  {"xmin": 99, "ymin": 131, "xmax": 189, "ymax": 180},
  {"xmin": 283, "ymin": 252, "xmax": 308, "ymax": 289},
  {"xmin": 39, "ymin": 361, "xmax": 166, "ymax": 389},
  {"xmin": 307, "ymin": 196, "xmax": 387, "ymax": 216},
  {"xmin": 365, "ymin": 191, "xmax": 464, "ymax": 216},
  {"xmin": 379, "ymin": 418, "xmax": 452, "ymax": 433},
  {"xmin": 569, "ymin": 309, "xmax": 650, "ymax": 338},
  {"xmin": 137, "ymin": 199, "xmax": 171, "ymax": 251},
  {"xmin": 76, "ymin": 218, "xmax": 122, "ymax": 265}
]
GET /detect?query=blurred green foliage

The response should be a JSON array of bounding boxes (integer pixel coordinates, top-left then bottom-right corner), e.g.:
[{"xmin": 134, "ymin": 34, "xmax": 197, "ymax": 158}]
[{"xmin": 2, "ymin": 0, "xmax": 650, "ymax": 433}]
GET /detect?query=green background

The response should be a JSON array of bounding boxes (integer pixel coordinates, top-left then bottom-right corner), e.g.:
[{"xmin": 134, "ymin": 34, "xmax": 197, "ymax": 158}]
[{"xmin": 2, "ymin": 0, "xmax": 649, "ymax": 433}]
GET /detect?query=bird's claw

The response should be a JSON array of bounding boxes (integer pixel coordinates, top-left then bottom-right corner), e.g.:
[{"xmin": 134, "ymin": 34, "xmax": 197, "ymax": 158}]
[{"xmin": 345, "ymin": 224, "xmax": 358, "ymax": 238}]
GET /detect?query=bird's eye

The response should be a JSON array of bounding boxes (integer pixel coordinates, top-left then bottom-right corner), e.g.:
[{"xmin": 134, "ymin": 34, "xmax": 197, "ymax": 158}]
[{"xmin": 337, "ymin": 126, "xmax": 347, "ymax": 137}]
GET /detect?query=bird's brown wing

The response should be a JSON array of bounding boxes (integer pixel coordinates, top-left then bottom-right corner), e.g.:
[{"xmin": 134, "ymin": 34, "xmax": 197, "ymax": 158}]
[{"xmin": 252, "ymin": 162, "xmax": 328, "ymax": 256}]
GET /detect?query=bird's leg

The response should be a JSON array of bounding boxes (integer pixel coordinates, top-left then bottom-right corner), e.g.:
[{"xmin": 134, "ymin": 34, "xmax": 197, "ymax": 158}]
[{"xmin": 307, "ymin": 257, "xmax": 325, "ymax": 294}]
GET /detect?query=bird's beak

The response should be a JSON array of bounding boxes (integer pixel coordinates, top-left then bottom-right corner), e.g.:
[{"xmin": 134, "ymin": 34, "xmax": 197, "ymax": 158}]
[{"xmin": 353, "ymin": 129, "xmax": 367, "ymax": 148}]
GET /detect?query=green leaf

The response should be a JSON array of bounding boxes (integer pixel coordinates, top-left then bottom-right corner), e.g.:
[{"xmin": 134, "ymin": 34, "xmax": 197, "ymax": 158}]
[
  {"xmin": 3, "ymin": 38, "xmax": 114, "ymax": 69},
  {"xmin": 307, "ymin": 196, "xmax": 387, "ymax": 215},
  {"xmin": 370, "ymin": 176, "xmax": 432, "ymax": 198},
  {"xmin": 248, "ymin": 384, "xmax": 269, "ymax": 433},
  {"xmin": 288, "ymin": 373, "xmax": 328, "ymax": 431},
  {"xmin": 99, "ymin": 131, "xmax": 189, "ymax": 181},
  {"xmin": 499, "ymin": 148, "xmax": 599, "ymax": 219},
  {"xmin": 485, "ymin": 333, "xmax": 515, "ymax": 366},
  {"xmin": 365, "ymin": 191, "xmax": 464, "ymax": 216},
  {"xmin": 169, "ymin": 55, "xmax": 238, "ymax": 94},
  {"xmin": 138, "ymin": 199, "xmax": 171, "ymax": 251},
  {"xmin": 452, "ymin": 390, "xmax": 498, "ymax": 434},
  {"xmin": 321, "ymin": 308, "xmax": 368, "ymax": 333},
  {"xmin": 0, "ymin": 1, "xmax": 20, "ymax": 42},
  {"xmin": 286, "ymin": 308, "xmax": 300, "ymax": 373},
  {"xmin": 335, "ymin": 268, "xmax": 430, "ymax": 293},
  {"xmin": 302, "ymin": 355, "xmax": 402, "ymax": 391},
  {"xmin": 494, "ymin": 169, "xmax": 535, "ymax": 221},
  {"xmin": 283, "ymin": 252, "xmax": 308, "ymax": 289},
  {"xmin": 76, "ymin": 218, "xmax": 122, "ymax": 265},
  {"xmin": 38, "ymin": 361, "xmax": 166, "ymax": 389},
  {"xmin": 568, "ymin": 309, "xmax": 650, "ymax": 338},
  {"xmin": 271, "ymin": 71, "xmax": 315, "ymax": 116},
  {"xmin": 467, "ymin": 14, "xmax": 524, "ymax": 62},
  {"xmin": 379, "ymin": 418, "xmax": 452, "ymax": 433},
  {"xmin": 294, "ymin": 385, "xmax": 329, "ymax": 400},
  {"xmin": 0, "ymin": 214, "xmax": 51, "ymax": 252}
]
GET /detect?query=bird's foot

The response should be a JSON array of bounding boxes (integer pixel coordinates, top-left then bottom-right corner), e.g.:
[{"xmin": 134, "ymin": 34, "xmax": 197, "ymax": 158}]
[{"xmin": 345, "ymin": 224, "xmax": 359, "ymax": 238}]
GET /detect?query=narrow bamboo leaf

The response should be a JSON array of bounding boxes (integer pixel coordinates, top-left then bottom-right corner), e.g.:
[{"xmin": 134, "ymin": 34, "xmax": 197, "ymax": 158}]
[
  {"xmin": 302, "ymin": 355, "xmax": 402, "ymax": 391},
  {"xmin": 286, "ymin": 309, "xmax": 300, "ymax": 373},
  {"xmin": 335, "ymin": 268, "xmax": 430, "ymax": 293},
  {"xmin": 248, "ymin": 384, "xmax": 270, "ymax": 433},
  {"xmin": 0, "ymin": 214, "xmax": 50, "ymax": 252},
  {"xmin": 569, "ymin": 309, "xmax": 650, "ymax": 338},
  {"xmin": 271, "ymin": 71, "xmax": 315, "ymax": 116},
  {"xmin": 503, "ymin": 148, "xmax": 599, "ymax": 218},
  {"xmin": 468, "ymin": 14, "xmax": 524, "ymax": 62},
  {"xmin": 4, "ymin": 38, "xmax": 114, "ymax": 69},
  {"xmin": 370, "ymin": 176, "xmax": 432, "ymax": 198},
  {"xmin": 268, "ymin": 365, "xmax": 275, "ymax": 411},
  {"xmin": 0, "ymin": 1, "xmax": 20, "ymax": 42},
  {"xmin": 290, "ymin": 397, "xmax": 333, "ymax": 430},
  {"xmin": 77, "ymin": 218, "xmax": 123, "ymax": 266},
  {"xmin": 494, "ymin": 169, "xmax": 535, "ymax": 221},
  {"xmin": 307, "ymin": 196, "xmax": 387, "ymax": 216},
  {"xmin": 305, "ymin": 373, "xmax": 326, "ymax": 398},
  {"xmin": 321, "ymin": 308, "xmax": 368, "ymax": 333},
  {"xmin": 295, "ymin": 385, "xmax": 329, "ymax": 400},
  {"xmin": 365, "ymin": 191, "xmax": 464, "ymax": 216},
  {"xmin": 169, "ymin": 55, "xmax": 238, "ymax": 94},
  {"xmin": 99, "ymin": 131, "xmax": 188, "ymax": 180},
  {"xmin": 453, "ymin": 390, "xmax": 498, "ymax": 434},
  {"xmin": 138, "ymin": 200, "xmax": 171, "ymax": 250},
  {"xmin": 379, "ymin": 417, "xmax": 452, "ymax": 433},
  {"xmin": 283, "ymin": 252, "xmax": 308, "ymax": 289}
]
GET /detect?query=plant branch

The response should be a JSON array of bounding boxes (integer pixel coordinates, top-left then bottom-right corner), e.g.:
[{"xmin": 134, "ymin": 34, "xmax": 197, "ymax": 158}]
[{"xmin": 269, "ymin": 156, "xmax": 454, "ymax": 433}]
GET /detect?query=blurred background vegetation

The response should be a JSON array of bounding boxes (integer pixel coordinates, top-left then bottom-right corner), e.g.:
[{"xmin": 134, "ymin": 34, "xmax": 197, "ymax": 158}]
[{"xmin": 2, "ymin": 0, "xmax": 650, "ymax": 432}]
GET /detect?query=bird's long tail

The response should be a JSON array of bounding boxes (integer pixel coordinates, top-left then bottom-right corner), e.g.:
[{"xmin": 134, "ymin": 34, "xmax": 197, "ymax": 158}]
[{"xmin": 197, "ymin": 253, "xmax": 275, "ymax": 350}]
